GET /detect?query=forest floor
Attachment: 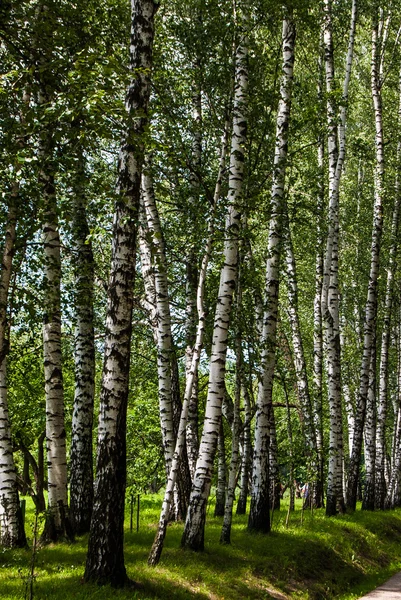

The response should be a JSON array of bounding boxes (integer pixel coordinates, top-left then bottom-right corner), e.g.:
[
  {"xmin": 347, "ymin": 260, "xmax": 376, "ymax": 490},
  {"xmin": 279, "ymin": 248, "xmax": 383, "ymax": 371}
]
[{"xmin": 2, "ymin": 495, "xmax": 401, "ymax": 600}]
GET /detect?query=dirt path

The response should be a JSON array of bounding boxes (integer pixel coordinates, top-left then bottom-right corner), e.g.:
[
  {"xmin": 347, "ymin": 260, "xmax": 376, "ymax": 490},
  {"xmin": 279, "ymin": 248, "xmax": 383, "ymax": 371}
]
[{"xmin": 359, "ymin": 572, "xmax": 401, "ymax": 599}]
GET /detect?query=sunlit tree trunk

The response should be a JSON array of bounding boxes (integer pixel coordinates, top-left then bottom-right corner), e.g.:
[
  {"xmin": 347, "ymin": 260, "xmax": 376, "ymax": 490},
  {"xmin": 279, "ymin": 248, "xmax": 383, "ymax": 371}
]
[
  {"xmin": 322, "ymin": 0, "xmax": 356, "ymax": 516},
  {"xmin": 0, "ymin": 193, "xmax": 26, "ymax": 548},
  {"xmin": 248, "ymin": 9, "xmax": 295, "ymax": 533},
  {"xmin": 220, "ymin": 271, "xmax": 243, "ymax": 543},
  {"xmin": 84, "ymin": 0, "xmax": 157, "ymax": 586},
  {"xmin": 347, "ymin": 6, "xmax": 384, "ymax": 512},
  {"xmin": 362, "ymin": 346, "xmax": 376, "ymax": 510},
  {"xmin": 69, "ymin": 149, "xmax": 95, "ymax": 535},
  {"xmin": 141, "ymin": 167, "xmax": 192, "ymax": 519},
  {"xmin": 181, "ymin": 11, "xmax": 248, "ymax": 550}
]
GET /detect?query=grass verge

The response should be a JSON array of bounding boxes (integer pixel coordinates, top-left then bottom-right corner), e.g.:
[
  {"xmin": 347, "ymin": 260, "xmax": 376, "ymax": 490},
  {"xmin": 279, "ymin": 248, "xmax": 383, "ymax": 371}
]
[{"xmin": 2, "ymin": 495, "xmax": 401, "ymax": 599}]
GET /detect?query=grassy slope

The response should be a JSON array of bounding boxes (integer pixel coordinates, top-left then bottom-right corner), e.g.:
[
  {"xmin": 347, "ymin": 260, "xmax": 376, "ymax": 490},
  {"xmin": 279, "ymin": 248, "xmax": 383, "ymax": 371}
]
[{"xmin": 2, "ymin": 496, "xmax": 401, "ymax": 600}]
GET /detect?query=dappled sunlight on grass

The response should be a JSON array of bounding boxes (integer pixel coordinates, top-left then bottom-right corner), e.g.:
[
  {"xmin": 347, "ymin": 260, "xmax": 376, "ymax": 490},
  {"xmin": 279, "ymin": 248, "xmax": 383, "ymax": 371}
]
[{"xmin": 2, "ymin": 496, "xmax": 401, "ymax": 599}]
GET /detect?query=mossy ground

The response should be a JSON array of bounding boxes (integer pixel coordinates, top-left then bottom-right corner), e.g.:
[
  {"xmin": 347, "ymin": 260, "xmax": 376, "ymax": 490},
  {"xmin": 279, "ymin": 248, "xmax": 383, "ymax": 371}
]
[{"xmin": 2, "ymin": 495, "xmax": 401, "ymax": 599}]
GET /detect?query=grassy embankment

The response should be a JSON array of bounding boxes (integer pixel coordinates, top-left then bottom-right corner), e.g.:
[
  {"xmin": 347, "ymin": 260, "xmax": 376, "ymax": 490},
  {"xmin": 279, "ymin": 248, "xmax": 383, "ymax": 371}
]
[{"xmin": 2, "ymin": 495, "xmax": 401, "ymax": 600}]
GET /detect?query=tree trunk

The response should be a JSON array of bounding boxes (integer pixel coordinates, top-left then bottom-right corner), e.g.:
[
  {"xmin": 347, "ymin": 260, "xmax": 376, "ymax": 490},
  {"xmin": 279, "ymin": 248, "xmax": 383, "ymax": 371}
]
[
  {"xmin": 347, "ymin": 6, "xmax": 384, "ymax": 511},
  {"xmin": 236, "ymin": 385, "xmax": 252, "ymax": 514},
  {"xmin": 69, "ymin": 150, "xmax": 95, "ymax": 535},
  {"xmin": 375, "ymin": 67, "xmax": 401, "ymax": 510},
  {"xmin": 0, "ymin": 194, "xmax": 26, "ymax": 548},
  {"xmin": 40, "ymin": 131, "xmax": 71, "ymax": 544},
  {"xmin": 284, "ymin": 214, "xmax": 322, "ymax": 507},
  {"xmin": 248, "ymin": 9, "xmax": 295, "ymax": 533},
  {"xmin": 181, "ymin": 11, "xmax": 248, "ymax": 550},
  {"xmin": 362, "ymin": 345, "xmax": 376, "ymax": 510},
  {"xmin": 214, "ymin": 421, "xmax": 226, "ymax": 517},
  {"xmin": 322, "ymin": 0, "xmax": 356, "ymax": 516},
  {"xmin": 84, "ymin": 0, "xmax": 157, "ymax": 587}
]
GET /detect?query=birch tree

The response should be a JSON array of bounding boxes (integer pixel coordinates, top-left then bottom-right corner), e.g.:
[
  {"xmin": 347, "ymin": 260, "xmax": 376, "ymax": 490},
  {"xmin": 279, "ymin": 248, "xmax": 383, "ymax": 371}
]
[
  {"xmin": 347, "ymin": 4, "xmax": 385, "ymax": 511},
  {"xmin": 69, "ymin": 148, "xmax": 95, "ymax": 535},
  {"xmin": 84, "ymin": 0, "xmax": 158, "ymax": 586},
  {"xmin": 181, "ymin": 7, "xmax": 248, "ymax": 551},
  {"xmin": 0, "ymin": 193, "xmax": 26, "ymax": 548},
  {"xmin": 248, "ymin": 7, "xmax": 295, "ymax": 533},
  {"xmin": 322, "ymin": 0, "xmax": 356, "ymax": 516}
]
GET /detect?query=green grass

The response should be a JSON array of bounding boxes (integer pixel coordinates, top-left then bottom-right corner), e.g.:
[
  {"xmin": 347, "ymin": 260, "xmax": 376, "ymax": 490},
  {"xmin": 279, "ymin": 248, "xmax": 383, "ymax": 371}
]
[{"xmin": 2, "ymin": 495, "xmax": 401, "ymax": 599}]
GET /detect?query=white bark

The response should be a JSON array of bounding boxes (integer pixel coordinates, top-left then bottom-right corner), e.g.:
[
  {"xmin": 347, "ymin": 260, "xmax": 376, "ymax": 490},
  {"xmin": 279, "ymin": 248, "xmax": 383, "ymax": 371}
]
[
  {"xmin": 347, "ymin": 5, "xmax": 384, "ymax": 511},
  {"xmin": 85, "ymin": 0, "xmax": 157, "ymax": 586},
  {"xmin": 0, "ymin": 195, "xmax": 26, "ymax": 548},
  {"xmin": 248, "ymin": 9, "xmax": 295, "ymax": 533},
  {"xmin": 181, "ymin": 15, "xmax": 248, "ymax": 550},
  {"xmin": 322, "ymin": 0, "xmax": 356, "ymax": 516}
]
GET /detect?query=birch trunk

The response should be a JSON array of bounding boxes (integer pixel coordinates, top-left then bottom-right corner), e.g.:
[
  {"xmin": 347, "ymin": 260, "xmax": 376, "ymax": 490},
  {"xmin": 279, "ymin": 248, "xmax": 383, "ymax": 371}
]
[
  {"xmin": 84, "ymin": 0, "xmax": 157, "ymax": 586},
  {"xmin": 284, "ymin": 216, "xmax": 322, "ymax": 507},
  {"xmin": 375, "ymin": 68, "xmax": 401, "ymax": 510},
  {"xmin": 141, "ymin": 167, "xmax": 192, "ymax": 519},
  {"xmin": 347, "ymin": 7, "xmax": 384, "ymax": 511},
  {"xmin": 69, "ymin": 151, "xmax": 95, "ymax": 535},
  {"xmin": 248, "ymin": 9, "xmax": 295, "ymax": 533},
  {"xmin": 362, "ymin": 345, "xmax": 376, "ymax": 510},
  {"xmin": 220, "ymin": 272, "xmax": 243, "ymax": 543},
  {"xmin": 236, "ymin": 384, "xmax": 252, "ymax": 514},
  {"xmin": 214, "ymin": 422, "xmax": 227, "ymax": 517},
  {"xmin": 185, "ymin": 71, "xmax": 202, "ymax": 478},
  {"xmin": 0, "ymin": 194, "xmax": 26, "ymax": 548},
  {"xmin": 40, "ymin": 131, "xmax": 71, "ymax": 543},
  {"xmin": 181, "ymin": 14, "xmax": 248, "ymax": 551},
  {"xmin": 147, "ymin": 184, "xmax": 218, "ymax": 565},
  {"xmin": 313, "ymin": 50, "xmax": 325, "ymax": 504},
  {"xmin": 322, "ymin": 0, "xmax": 356, "ymax": 516}
]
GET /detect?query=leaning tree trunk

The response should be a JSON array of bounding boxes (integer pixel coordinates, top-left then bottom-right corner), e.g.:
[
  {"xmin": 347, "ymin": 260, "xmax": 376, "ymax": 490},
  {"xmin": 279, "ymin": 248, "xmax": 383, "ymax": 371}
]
[
  {"xmin": 69, "ymin": 149, "xmax": 95, "ymax": 535},
  {"xmin": 0, "ymin": 194, "xmax": 26, "ymax": 548},
  {"xmin": 141, "ymin": 167, "xmax": 192, "ymax": 519},
  {"xmin": 322, "ymin": 0, "xmax": 356, "ymax": 516},
  {"xmin": 181, "ymin": 11, "xmax": 248, "ymax": 551},
  {"xmin": 248, "ymin": 9, "xmax": 295, "ymax": 534},
  {"xmin": 147, "ymin": 177, "xmax": 220, "ymax": 565},
  {"xmin": 347, "ymin": 7, "xmax": 384, "ymax": 512},
  {"xmin": 84, "ymin": 0, "xmax": 157, "ymax": 587}
]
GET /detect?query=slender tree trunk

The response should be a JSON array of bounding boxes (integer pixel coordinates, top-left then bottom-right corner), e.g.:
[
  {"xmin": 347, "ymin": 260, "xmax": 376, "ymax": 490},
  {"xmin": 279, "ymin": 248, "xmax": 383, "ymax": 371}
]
[
  {"xmin": 214, "ymin": 422, "xmax": 227, "ymax": 517},
  {"xmin": 322, "ymin": 0, "xmax": 356, "ymax": 516},
  {"xmin": 236, "ymin": 385, "xmax": 252, "ymax": 514},
  {"xmin": 0, "ymin": 195, "xmax": 26, "ymax": 548},
  {"xmin": 181, "ymin": 12, "xmax": 248, "ymax": 551},
  {"xmin": 248, "ymin": 9, "xmax": 295, "ymax": 533},
  {"xmin": 141, "ymin": 167, "xmax": 191, "ymax": 519},
  {"xmin": 313, "ymin": 48, "xmax": 325, "ymax": 506},
  {"xmin": 147, "ymin": 196, "xmax": 217, "ymax": 565},
  {"xmin": 347, "ymin": 6, "xmax": 384, "ymax": 511},
  {"xmin": 220, "ymin": 271, "xmax": 243, "ymax": 543},
  {"xmin": 40, "ymin": 130, "xmax": 71, "ymax": 543},
  {"xmin": 84, "ymin": 0, "xmax": 157, "ymax": 586},
  {"xmin": 375, "ymin": 68, "xmax": 401, "ymax": 510},
  {"xmin": 284, "ymin": 215, "xmax": 322, "ymax": 507},
  {"xmin": 362, "ymin": 345, "xmax": 376, "ymax": 510},
  {"xmin": 185, "ymin": 66, "xmax": 202, "ymax": 478},
  {"xmin": 69, "ymin": 150, "xmax": 95, "ymax": 535}
]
